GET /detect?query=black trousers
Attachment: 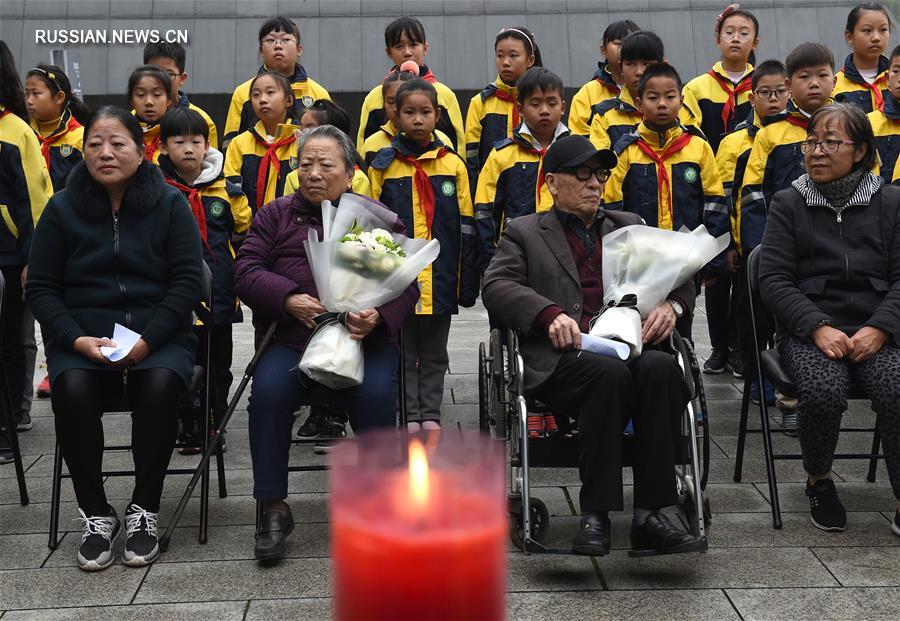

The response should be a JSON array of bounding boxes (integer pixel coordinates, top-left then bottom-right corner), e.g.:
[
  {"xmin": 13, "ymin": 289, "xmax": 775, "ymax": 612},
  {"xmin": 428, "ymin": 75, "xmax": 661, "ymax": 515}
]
[
  {"xmin": 52, "ymin": 368, "xmax": 185, "ymax": 515},
  {"xmin": 1, "ymin": 265, "xmax": 26, "ymax": 426},
  {"xmin": 533, "ymin": 349, "xmax": 688, "ymax": 514},
  {"xmin": 208, "ymin": 323, "xmax": 234, "ymax": 424},
  {"xmin": 704, "ymin": 267, "xmax": 739, "ymax": 354}
]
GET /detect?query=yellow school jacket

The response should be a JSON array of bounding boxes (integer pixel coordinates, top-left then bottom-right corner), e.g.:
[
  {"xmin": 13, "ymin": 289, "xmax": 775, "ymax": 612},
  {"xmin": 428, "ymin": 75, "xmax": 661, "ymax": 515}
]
[
  {"xmin": 360, "ymin": 121, "xmax": 454, "ymax": 168},
  {"xmin": 868, "ymin": 94, "xmax": 900, "ymax": 183},
  {"xmin": 0, "ymin": 105, "xmax": 53, "ymax": 265},
  {"xmin": 369, "ymin": 133, "xmax": 477, "ymax": 315},
  {"xmin": 224, "ymin": 120, "xmax": 299, "ymax": 213},
  {"xmin": 137, "ymin": 119, "xmax": 163, "ymax": 165},
  {"xmin": 465, "ymin": 77, "xmax": 520, "ymax": 191},
  {"xmin": 588, "ymin": 87, "xmax": 696, "ymax": 151},
  {"xmin": 355, "ymin": 65, "xmax": 464, "ymax": 152},
  {"xmin": 568, "ymin": 61, "xmax": 620, "ymax": 136},
  {"xmin": 833, "ymin": 53, "xmax": 889, "ymax": 114},
  {"xmin": 29, "ymin": 109, "xmax": 83, "ymax": 192},
  {"xmin": 282, "ymin": 166, "xmax": 372, "ymax": 198},
  {"xmin": 682, "ymin": 61, "xmax": 753, "ymax": 153},
  {"xmin": 223, "ymin": 64, "xmax": 329, "ymax": 146}
]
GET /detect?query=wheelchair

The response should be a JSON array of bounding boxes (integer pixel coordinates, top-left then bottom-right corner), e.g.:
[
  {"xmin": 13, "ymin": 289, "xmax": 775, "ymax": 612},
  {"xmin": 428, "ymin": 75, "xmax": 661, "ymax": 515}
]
[{"xmin": 478, "ymin": 327, "xmax": 712, "ymax": 555}]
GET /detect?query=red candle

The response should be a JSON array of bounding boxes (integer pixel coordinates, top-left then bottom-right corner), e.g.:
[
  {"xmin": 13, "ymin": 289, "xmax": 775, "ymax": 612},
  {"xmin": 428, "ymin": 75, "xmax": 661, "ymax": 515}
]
[{"xmin": 331, "ymin": 432, "xmax": 506, "ymax": 621}]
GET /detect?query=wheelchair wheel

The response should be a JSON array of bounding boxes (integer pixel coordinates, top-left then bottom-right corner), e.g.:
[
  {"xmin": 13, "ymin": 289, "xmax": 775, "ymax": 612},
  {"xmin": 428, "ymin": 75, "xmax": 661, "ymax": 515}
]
[
  {"xmin": 478, "ymin": 342, "xmax": 490, "ymax": 432},
  {"xmin": 489, "ymin": 330, "xmax": 507, "ymax": 439},
  {"xmin": 509, "ymin": 496, "xmax": 549, "ymax": 549},
  {"xmin": 677, "ymin": 477, "xmax": 712, "ymax": 531}
]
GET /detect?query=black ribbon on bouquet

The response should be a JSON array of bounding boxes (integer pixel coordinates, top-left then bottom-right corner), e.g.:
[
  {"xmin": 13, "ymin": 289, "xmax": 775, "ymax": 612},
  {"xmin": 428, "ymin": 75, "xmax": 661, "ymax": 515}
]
[
  {"xmin": 588, "ymin": 293, "xmax": 638, "ymax": 331},
  {"xmin": 292, "ymin": 311, "xmax": 350, "ymax": 385}
]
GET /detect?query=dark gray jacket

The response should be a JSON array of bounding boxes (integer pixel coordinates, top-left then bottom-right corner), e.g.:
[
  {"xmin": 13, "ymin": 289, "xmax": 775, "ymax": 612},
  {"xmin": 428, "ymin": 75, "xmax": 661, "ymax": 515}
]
[
  {"xmin": 482, "ymin": 207, "xmax": 695, "ymax": 393},
  {"xmin": 759, "ymin": 172, "xmax": 900, "ymax": 345}
]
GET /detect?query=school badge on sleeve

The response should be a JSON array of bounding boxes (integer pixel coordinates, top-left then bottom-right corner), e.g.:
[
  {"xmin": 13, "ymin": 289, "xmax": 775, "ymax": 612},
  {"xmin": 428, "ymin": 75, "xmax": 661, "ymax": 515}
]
[
  {"xmin": 209, "ymin": 201, "xmax": 226, "ymax": 217},
  {"xmin": 683, "ymin": 167, "xmax": 698, "ymax": 184},
  {"xmin": 302, "ymin": 96, "xmax": 314, "ymax": 108},
  {"xmin": 60, "ymin": 144, "xmax": 73, "ymax": 157},
  {"xmin": 441, "ymin": 180, "xmax": 455, "ymax": 197},
  {"xmin": 289, "ymin": 156, "xmax": 299, "ymax": 170}
]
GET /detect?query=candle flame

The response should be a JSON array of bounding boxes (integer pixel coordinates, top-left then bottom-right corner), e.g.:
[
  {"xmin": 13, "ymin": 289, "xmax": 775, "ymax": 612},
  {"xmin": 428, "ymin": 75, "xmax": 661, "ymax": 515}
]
[{"xmin": 408, "ymin": 439, "xmax": 429, "ymax": 509}]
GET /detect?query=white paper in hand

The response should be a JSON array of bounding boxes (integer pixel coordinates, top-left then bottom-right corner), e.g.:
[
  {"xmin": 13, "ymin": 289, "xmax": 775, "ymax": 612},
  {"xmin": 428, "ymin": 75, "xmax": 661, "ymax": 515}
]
[
  {"xmin": 99, "ymin": 324, "xmax": 141, "ymax": 362},
  {"xmin": 580, "ymin": 333, "xmax": 631, "ymax": 361}
]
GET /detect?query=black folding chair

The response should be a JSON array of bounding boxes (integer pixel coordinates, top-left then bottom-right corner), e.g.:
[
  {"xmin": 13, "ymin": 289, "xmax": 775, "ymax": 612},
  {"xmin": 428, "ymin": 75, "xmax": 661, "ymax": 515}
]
[
  {"xmin": 733, "ymin": 246, "xmax": 882, "ymax": 529},
  {"xmin": 0, "ymin": 270, "xmax": 29, "ymax": 505},
  {"xmin": 48, "ymin": 263, "xmax": 221, "ymax": 548}
]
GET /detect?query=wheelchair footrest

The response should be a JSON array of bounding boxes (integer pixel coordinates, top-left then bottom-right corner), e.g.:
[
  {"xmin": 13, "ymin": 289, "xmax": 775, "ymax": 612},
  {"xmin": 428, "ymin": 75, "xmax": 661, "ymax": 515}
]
[{"xmin": 626, "ymin": 536, "xmax": 708, "ymax": 558}]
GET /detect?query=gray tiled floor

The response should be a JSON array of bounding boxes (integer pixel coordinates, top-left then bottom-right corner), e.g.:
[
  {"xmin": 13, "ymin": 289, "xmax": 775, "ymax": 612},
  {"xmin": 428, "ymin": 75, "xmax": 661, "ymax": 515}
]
[{"xmin": 1, "ymin": 302, "xmax": 898, "ymax": 619}]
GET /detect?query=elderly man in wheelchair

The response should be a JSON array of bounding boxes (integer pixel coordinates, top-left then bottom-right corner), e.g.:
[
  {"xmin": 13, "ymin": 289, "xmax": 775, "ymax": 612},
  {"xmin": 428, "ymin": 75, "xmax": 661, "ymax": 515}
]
[{"xmin": 482, "ymin": 135, "xmax": 702, "ymax": 557}]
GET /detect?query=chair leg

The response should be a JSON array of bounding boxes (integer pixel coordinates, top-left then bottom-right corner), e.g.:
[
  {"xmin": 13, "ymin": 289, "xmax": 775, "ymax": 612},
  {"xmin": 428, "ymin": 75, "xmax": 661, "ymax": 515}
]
[
  {"xmin": 867, "ymin": 430, "xmax": 881, "ymax": 483},
  {"xmin": 1, "ymin": 369, "xmax": 29, "ymax": 505},
  {"xmin": 733, "ymin": 375, "xmax": 752, "ymax": 483},
  {"xmin": 48, "ymin": 436, "xmax": 64, "ymax": 549},
  {"xmin": 215, "ymin": 444, "xmax": 227, "ymax": 498},
  {"xmin": 756, "ymin": 382, "xmax": 783, "ymax": 529},
  {"xmin": 199, "ymin": 364, "xmax": 211, "ymax": 545}
]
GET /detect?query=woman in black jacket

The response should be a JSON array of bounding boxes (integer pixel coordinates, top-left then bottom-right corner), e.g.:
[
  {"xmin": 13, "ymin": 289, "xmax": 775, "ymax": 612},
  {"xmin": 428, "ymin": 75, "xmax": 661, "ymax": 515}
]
[
  {"xmin": 26, "ymin": 106, "xmax": 203, "ymax": 571},
  {"xmin": 759, "ymin": 103, "xmax": 900, "ymax": 536}
]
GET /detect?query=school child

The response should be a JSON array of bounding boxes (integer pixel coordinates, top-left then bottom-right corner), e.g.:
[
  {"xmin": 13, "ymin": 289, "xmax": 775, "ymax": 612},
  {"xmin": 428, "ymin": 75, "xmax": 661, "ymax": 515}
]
[
  {"xmin": 588, "ymin": 31, "xmax": 695, "ymax": 151},
  {"xmin": 355, "ymin": 16, "xmax": 464, "ymax": 152},
  {"xmin": 128, "ymin": 65, "xmax": 175, "ymax": 165},
  {"xmin": 0, "ymin": 41, "xmax": 53, "ymax": 460},
  {"xmin": 682, "ymin": 5, "xmax": 758, "ymax": 154},
  {"xmin": 158, "ymin": 107, "xmax": 251, "ymax": 450},
  {"xmin": 474, "ymin": 67, "xmax": 569, "ymax": 273},
  {"xmin": 465, "ymin": 27, "xmax": 541, "ymax": 192},
  {"xmin": 224, "ymin": 71, "xmax": 300, "ymax": 214},
  {"xmin": 282, "ymin": 99, "xmax": 371, "ymax": 198},
  {"xmin": 568, "ymin": 20, "xmax": 639, "ymax": 136},
  {"xmin": 368, "ymin": 78, "xmax": 478, "ymax": 433},
  {"xmin": 604, "ymin": 63, "xmax": 728, "ymax": 287},
  {"xmin": 143, "ymin": 41, "xmax": 219, "ymax": 149},
  {"xmin": 360, "ymin": 67, "xmax": 455, "ymax": 168},
  {"xmin": 738, "ymin": 42, "xmax": 837, "ymax": 257},
  {"xmin": 224, "ymin": 16, "xmax": 329, "ymax": 147},
  {"xmin": 833, "ymin": 2, "xmax": 892, "ymax": 112},
  {"xmin": 24, "ymin": 64, "xmax": 89, "ymax": 192},
  {"xmin": 868, "ymin": 45, "xmax": 900, "ymax": 182}
]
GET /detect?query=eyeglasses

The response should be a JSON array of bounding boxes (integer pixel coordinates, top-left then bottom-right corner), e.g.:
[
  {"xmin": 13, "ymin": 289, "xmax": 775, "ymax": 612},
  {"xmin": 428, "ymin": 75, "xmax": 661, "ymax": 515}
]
[
  {"xmin": 558, "ymin": 166, "xmax": 611, "ymax": 182},
  {"xmin": 799, "ymin": 139, "xmax": 857, "ymax": 154},
  {"xmin": 261, "ymin": 36, "xmax": 297, "ymax": 47},
  {"xmin": 754, "ymin": 87, "xmax": 790, "ymax": 100},
  {"xmin": 719, "ymin": 29, "xmax": 755, "ymax": 41}
]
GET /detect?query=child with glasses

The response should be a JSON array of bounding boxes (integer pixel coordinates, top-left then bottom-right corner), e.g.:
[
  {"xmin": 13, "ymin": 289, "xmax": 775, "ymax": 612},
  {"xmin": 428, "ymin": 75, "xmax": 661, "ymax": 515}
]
[
  {"xmin": 223, "ymin": 16, "xmax": 329, "ymax": 148},
  {"xmin": 868, "ymin": 45, "xmax": 900, "ymax": 183}
]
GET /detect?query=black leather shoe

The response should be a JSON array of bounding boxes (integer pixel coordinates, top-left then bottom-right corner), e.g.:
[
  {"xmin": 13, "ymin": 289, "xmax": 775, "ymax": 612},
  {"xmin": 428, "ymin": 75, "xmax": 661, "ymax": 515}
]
[
  {"xmin": 572, "ymin": 513, "xmax": 611, "ymax": 556},
  {"xmin": 254, "ymin": 506, "xmax": 295, "ymax": 561},
  {"xmin": 630, "ymin": 512, "xmax": 700, "ymax": 556}
]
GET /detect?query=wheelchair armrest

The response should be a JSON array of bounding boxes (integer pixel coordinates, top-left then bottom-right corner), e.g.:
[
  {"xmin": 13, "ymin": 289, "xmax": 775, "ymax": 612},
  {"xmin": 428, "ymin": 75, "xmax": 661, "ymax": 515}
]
[{"xmin": 759, "ymin": 349, "xmax": 797, "ymax": 399}]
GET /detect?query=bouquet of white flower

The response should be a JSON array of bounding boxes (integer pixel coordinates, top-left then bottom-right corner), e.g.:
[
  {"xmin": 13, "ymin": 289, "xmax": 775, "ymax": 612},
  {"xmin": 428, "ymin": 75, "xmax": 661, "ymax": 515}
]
[
  {"xmin": 297, "ymin": 193, "xmax": 440, "ymax": 388},
  {"xmin": 589, "ymin": 224, "xmax": 730, "ymax": 360}
]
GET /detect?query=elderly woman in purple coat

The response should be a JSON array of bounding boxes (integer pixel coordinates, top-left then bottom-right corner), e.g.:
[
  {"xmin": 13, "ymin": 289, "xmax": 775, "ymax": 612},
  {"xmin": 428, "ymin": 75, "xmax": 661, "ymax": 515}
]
[{"xmin": 234, "ymin": 125, "xmax": 419, "ymax": 562}]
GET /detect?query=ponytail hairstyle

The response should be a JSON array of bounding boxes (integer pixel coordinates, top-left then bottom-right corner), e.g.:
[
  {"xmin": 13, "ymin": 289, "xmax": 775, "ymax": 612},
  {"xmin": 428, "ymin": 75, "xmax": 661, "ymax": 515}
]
[
  {"xmin": 495, "ymin": 26, "xmax": 543, "ymax": 68},
  {"xmin": 27, "ymin": 64, "xmax": 92, "ymax": 125},
  {"xmin": 846, "ymin": 2, "xmax": 892, "ymax": 34},
  {"xmin": 0, "ymin": 40, "xmax": 28, "ymax": 120},
  {"xmin": 127, "ymin": 65, "xmax": 174, "ymax": 107},
  {"xmin": 715, "ymin": 4, "xmax": 760, "ymax": 66}
]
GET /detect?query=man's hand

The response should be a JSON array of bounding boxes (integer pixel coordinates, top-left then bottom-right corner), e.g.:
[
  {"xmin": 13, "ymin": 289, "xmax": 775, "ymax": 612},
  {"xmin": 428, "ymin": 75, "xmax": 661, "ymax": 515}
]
[
  {"xmin": 726, "ymin": 249, "xmax": 739, "ymax": 273},
  {"xmin": 283, "ymin": 294, "xmax": 327, "ymax": 329},
  {"xmin": 73, "ymin": 336, "xmax": 116, "ymax": 364},
  {"xmin": 811, "ymin": 325, "xmax": 854, "ymax": 360},
  {"xmin": 848, "ymin": 326, "xmax": 888, "ymax": 363},
  {"xmin": 346, "ymin": 309, "xmax": 381, "ymax": 341},
  {"xmin": 548, "ymin": 313, "xmax": 581, "ymax": 351},
  {"xmin": 642, "ymin": 302, "xmax": 677, "ymax": 345}
]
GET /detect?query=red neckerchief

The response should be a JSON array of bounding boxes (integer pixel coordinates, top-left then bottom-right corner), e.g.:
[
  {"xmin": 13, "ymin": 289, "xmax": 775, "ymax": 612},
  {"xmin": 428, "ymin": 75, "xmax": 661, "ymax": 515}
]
[
  {"xmin": 253, "ymin": 132, "xmax": 296, "ymax": 210},
  {"xmin": 144, "ymin": 135, "xmax": 160, "ymax": 162},
  {"xmin": 492, "ymin": 87, "xmax": 520, "ymax": 130},
  {"xmin": 707, "ymin": 69, "xmax": 752, "ymax": 131},
  {"xmin": 164, "ymin": 177, "xmax": 211, "ymax": 250},
  {"xmin": 36, "ymin": 115, "xmax": 82, "ymax": 170},
  {"xmin": 521, "ymin": 139, "xmax": 548, "ymax": 208},
  {"xmin": 635, "ymin": 131, "xmax": 694, "ymax": 228},
  {"xmin": 785, "ymin": 114, "xmax": 809, "ymax": 130},
  {"xmin": 395, "ymin": 148, "xmax": 448, "ymax": 236},
  {"xmin": 860, "ymin": 72, "xmax": 887, "ymax": 111}
]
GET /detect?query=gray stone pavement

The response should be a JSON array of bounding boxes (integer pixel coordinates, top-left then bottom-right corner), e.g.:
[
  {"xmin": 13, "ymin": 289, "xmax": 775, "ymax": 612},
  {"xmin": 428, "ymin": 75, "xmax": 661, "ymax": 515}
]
[{"xmin": 2, "ymin": 303, "xmax": 899, "ymax": 620}]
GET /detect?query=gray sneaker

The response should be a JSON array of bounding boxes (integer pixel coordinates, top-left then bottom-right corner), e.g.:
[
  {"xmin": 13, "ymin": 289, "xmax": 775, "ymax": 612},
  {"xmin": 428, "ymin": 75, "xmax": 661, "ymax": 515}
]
[
  {"xmin": 781, "ymin": 409, "xmax": 798, "ymax": 437},
  {"xmin": 123, "ymin": 504, "xmax": 160, "ymax": 566},
  {"xmin": 76, "ymin": 508, "xmax": 121, "ymax": 571},
  {"xmin": 16, "ymin": 411, "xmax": 33, "ymax": 432}
]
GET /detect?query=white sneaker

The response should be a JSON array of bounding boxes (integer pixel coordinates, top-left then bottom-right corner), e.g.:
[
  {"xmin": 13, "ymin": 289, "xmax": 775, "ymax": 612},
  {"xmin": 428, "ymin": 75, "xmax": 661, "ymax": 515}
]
[
  {"xmin": 76, "ymin": 508, "xmax": 121, "ymax": 571},
  {"xmin": 123, "ymin": 504, "xmax": 160, "ymax": 566}
]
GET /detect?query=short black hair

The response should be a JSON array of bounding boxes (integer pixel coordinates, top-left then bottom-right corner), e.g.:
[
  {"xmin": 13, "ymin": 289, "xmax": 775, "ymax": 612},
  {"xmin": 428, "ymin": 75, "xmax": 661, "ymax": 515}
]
[
  {"xmin": 385, "ymin": 16, "xmax": 426, "ymax": 48},
  {"xmin": 620, "ymin": 31, "xmax": 664, "ymax": 64},
  {"xmin": 127, "ymin": 65, "xmax": 173, "ymax": 104},
  {"xmin": 84, "ymin": 105, "xmax": 145, "ymax": 152},
  {"xmin": 395, "ymin": 78, "xmax": 438, "ymax": 110},
  {"xmin": 258, "ymin": 16, "xmax": 300, "ymax": 42},
  {"xmin": 516, "ymin": 67, "xmax": 564, "ymax": 103},
  {"xmin": 249, "ymin": 71, "xmax": 293, "ymax": 101},
  {"xmin": 807, "ymin": 103, "xmax": 878, "ymax": 172},
  {"xmin": 751, "ymin": 59, "xmax": 787, "ymax": 90},
  {"xmin": 636, "ymin": 62, "xmax": 682, "ymax": 97},
  {"xmin": 143, "ymin": 42, "xmax": 187, "ymax": 73},
  {"xmin": 303, "ymin": 99, "xmax": 352, "ymax": 136},
  {"xmin": 603, "ymin": 20, "xmax": 640, "ymax": 46},
  {"xmin": 785, "ymin": 42, "xmax": 835, "ymax": 77},
  {"xmin": 890, "ymin": 44, "xmax": 900, "ymax": 62},
  {"xmin": 160, "ymin": 106, "xmax": 209, "ymax": 142},
  {"xmin": 846, "ymin": 2, "xmax": 892, "ymax": 33}
]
